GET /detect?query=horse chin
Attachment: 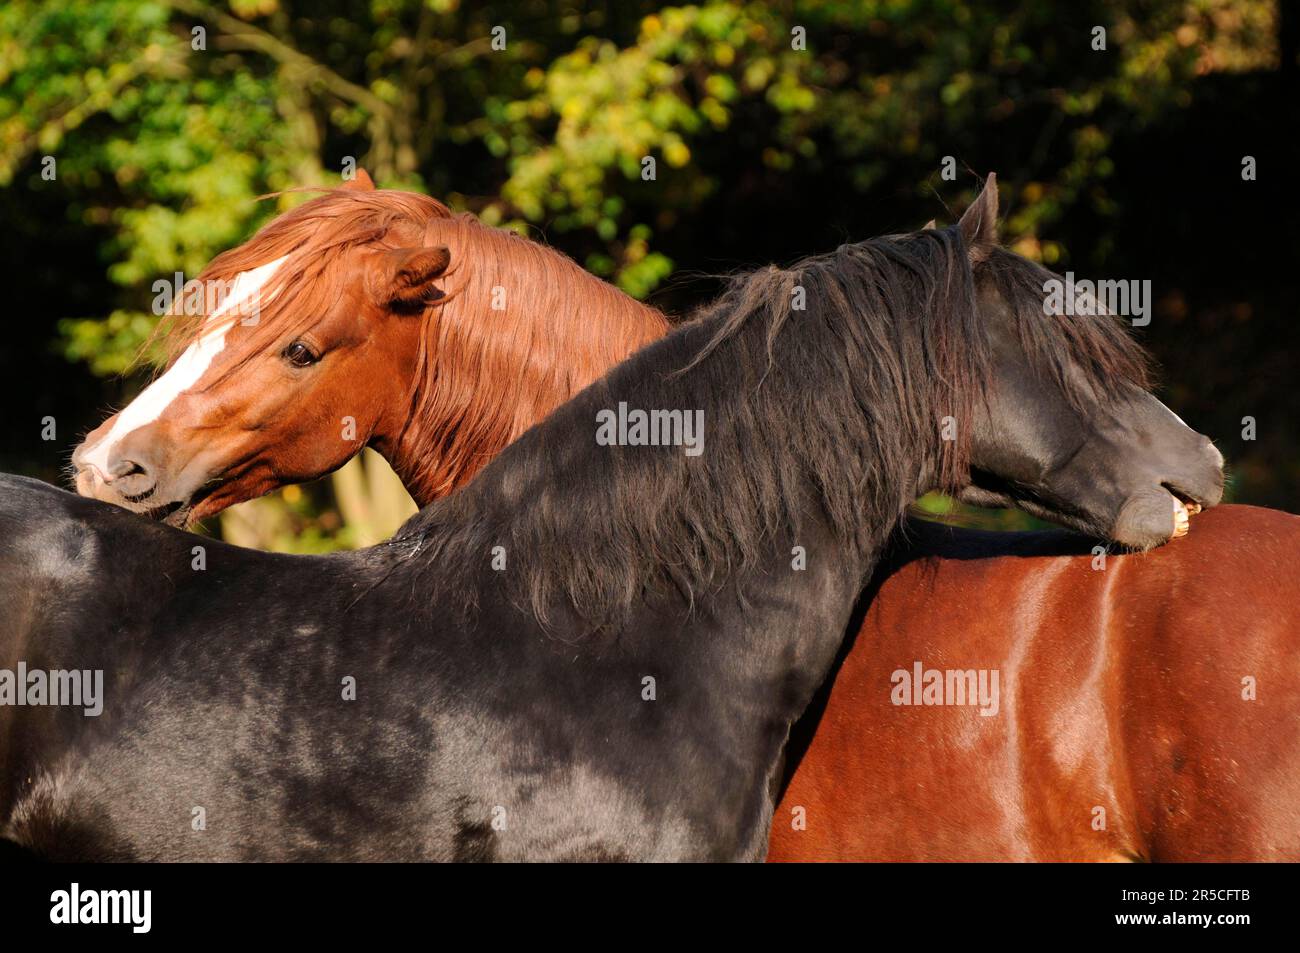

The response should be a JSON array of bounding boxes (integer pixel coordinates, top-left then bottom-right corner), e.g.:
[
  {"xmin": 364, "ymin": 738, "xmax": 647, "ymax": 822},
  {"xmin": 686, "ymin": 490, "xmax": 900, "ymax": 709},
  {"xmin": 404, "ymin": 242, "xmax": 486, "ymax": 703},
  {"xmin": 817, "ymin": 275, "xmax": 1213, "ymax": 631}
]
[
  {"xmin": 1106, "ymin": 488, "xmax": 1203, "ymax": 552},
  {"xmin": 148, "ymin": 479, "xmax": 221, "ymax": 527},
  {"xmin": 160, "ymin": 502, "xmax": 193, "ymax": 528},
  {"xmin": 179, "ymin": 482, "xmax": 250, "ymax": 526},
  {"xmin": 958, "ymin": 476, "xmax": 1204, "ymax": 551},
  {"xmin": 136, "ymin": 499, "xmax": 191, "ymax": 527}
]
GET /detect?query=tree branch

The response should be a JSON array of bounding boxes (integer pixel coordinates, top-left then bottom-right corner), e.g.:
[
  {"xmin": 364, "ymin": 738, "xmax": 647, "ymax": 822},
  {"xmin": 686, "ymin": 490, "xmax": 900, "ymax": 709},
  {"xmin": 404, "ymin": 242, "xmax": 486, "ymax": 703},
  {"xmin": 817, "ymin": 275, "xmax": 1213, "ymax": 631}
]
[{"xmin": 170, "ymin": 0, "xmax": 394, "ymax": 121}]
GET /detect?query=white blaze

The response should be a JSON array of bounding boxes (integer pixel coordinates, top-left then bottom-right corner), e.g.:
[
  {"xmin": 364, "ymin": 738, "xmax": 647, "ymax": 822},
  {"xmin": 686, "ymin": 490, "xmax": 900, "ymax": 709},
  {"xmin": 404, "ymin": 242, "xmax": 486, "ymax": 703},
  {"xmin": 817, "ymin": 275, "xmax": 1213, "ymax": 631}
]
[{"xmin": 80, "ymin": 256, "xmax": 288, "ymax": 476}]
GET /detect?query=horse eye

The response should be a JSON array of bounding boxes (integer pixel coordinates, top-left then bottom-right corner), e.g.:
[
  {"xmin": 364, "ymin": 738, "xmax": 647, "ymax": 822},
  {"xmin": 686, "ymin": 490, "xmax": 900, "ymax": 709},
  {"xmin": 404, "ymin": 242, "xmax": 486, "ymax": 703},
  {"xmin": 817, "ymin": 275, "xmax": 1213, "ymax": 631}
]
[{"xmin": 282, "ymin": 341, "xmax": 319, "ymax": 368}]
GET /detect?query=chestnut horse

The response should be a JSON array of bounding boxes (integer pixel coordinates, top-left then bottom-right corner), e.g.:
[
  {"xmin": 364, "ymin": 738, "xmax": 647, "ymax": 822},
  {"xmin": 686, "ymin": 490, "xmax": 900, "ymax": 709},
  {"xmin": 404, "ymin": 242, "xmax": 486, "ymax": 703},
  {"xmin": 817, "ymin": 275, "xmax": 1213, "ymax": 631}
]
[
  {"xmin": 67, "ymin": 175, "xmax": 1281, "ymax": 861},
  {"xmin": 3, "ymin": 188, "xmax": 1216, "ymax": 860},
  {"xmin": 73, "ymin": 170, "xmax": 668, "ymax": 522}
]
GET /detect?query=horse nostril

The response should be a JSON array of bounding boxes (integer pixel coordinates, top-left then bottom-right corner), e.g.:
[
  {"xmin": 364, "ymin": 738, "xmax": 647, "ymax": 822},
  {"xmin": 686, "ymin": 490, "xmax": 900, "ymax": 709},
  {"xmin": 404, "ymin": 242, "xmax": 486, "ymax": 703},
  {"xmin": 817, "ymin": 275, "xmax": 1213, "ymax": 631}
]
[
  {"xmin": 108, "ymin": 459, "xmax": 145, "ymax": 479},
  {"xmin": 103, "ymin": 456, "xmax": 159, "ymax": 504}
]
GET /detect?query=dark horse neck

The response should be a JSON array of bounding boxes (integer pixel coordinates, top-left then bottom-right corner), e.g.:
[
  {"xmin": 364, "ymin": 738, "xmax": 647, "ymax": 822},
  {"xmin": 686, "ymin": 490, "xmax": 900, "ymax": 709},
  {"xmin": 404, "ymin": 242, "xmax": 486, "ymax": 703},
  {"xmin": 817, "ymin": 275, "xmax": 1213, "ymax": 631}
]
[
  {"xmin": 384, "ymin": 238, "xmax": 964, "ymax": 857},
  {"xmin": 407, "ymin": 234, "xmax": 966, "ymax": 625}
]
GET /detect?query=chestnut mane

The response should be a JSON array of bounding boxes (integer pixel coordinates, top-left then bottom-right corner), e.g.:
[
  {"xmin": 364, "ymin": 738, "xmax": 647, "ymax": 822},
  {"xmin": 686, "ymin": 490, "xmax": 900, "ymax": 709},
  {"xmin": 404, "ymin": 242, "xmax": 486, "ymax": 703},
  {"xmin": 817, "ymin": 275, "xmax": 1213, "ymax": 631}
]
[{"xmin": 158, "ymin": 188, "xmax": 669, "ymax": 496}]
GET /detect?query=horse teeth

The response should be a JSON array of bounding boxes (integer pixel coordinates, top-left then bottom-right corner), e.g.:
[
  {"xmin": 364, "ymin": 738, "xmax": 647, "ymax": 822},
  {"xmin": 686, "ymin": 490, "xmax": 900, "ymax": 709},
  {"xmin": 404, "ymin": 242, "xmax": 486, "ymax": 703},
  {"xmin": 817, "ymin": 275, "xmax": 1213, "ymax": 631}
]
[
  {"xmin": 1172, "ymin": 497, "xmax": 1190, "ymax": 538},
  {"xmin": 1186, "ymin": 501, "xmax": 1202, "ymax": 515}
]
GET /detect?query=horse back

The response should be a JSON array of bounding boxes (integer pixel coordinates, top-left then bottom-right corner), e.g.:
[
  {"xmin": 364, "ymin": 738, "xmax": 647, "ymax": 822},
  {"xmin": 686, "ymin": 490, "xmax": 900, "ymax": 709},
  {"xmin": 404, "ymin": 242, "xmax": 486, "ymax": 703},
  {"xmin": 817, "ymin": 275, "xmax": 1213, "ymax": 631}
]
[{"xmin": 771, "ymin": 504, "xmax": 1300, "ymax": 861}]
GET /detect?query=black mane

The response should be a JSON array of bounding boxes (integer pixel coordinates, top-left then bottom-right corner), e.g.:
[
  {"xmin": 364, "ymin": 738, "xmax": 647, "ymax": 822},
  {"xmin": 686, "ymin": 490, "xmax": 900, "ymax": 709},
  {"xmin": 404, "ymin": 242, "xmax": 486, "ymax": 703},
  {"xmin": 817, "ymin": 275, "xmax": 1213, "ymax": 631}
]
[{"xmin": 397, "ymin": 227, "xmax": 1151, "ymax": 626}]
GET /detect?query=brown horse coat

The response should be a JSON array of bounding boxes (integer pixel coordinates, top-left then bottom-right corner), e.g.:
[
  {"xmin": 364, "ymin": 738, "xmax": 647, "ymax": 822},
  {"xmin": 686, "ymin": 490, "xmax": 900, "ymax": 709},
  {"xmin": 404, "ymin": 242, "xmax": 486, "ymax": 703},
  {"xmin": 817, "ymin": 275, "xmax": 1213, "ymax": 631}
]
[{"xmin": 771, "ymin": 504, "xmax": 1300, "ymax": 861}]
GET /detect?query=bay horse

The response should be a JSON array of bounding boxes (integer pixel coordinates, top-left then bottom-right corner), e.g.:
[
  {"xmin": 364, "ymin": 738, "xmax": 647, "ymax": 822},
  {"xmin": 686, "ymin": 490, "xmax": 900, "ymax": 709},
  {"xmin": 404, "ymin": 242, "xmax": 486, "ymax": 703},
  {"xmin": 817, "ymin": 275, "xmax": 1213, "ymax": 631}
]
[
  {"xmin": 0, "ymin": 180, "xmax": 1224, "ymax": 860},
  {"xmin": 64, "ymin": 173, "xmax": 1264, "ymax": 861},
  {"xmin": 766, "ymin": 505, "xmax": 1300, "ymax": 861}
]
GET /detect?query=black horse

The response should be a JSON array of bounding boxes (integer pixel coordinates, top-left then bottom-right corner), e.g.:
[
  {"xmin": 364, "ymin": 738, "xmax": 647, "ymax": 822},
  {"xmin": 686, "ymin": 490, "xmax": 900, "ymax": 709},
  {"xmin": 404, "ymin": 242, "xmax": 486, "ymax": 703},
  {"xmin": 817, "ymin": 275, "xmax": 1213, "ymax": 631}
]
[{"xmin": 0, "ymin": 178, "xmax": 1222, "ymax": 860}]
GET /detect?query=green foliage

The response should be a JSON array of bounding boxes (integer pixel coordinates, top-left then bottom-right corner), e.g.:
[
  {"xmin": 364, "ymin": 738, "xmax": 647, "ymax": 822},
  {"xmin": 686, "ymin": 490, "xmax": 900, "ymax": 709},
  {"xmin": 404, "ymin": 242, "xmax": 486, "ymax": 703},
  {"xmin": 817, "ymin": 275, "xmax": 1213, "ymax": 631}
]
[
  {"xmin": 489, "ymin": 0, "xmax": 1270, "ymax": 285},
  {"xmin": 3, "ymin": 0, "xmax": 1272, "ymax": 372}
]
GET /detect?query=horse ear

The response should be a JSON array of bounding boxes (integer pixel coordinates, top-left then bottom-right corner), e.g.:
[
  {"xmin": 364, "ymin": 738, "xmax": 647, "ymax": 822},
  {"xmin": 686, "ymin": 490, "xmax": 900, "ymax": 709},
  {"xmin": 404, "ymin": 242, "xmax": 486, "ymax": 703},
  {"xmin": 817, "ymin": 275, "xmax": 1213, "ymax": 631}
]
[
  {"xmin": 373, "ymin": 246, "xmax": 452, "ymax": 310},
  {"xmin": 958, "ymin": 172, "xmax": 998, "ymax": 256},
  {"xmin": 923, "ymin": 219, "xmax": 937, "ymax": 230},
  {"xmin": 341, "ymin": 169, "xmax": 376, "ymax": 191}
]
